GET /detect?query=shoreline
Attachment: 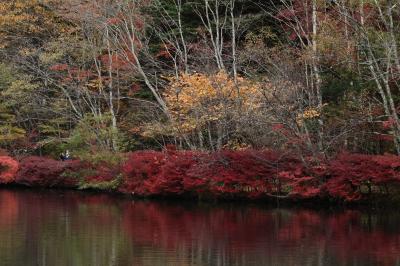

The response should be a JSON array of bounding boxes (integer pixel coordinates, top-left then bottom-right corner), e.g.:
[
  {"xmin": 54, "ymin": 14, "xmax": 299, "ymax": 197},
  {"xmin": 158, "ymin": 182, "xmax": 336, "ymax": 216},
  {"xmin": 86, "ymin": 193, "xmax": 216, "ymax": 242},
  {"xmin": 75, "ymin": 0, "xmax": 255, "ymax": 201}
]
[
  {"xmin": 0, "ymin": 183, "xmax": 398, "ymax": 209},
  {"xmin": 2, "ymin": 150, "xmax": 400, "ymax": 206}
]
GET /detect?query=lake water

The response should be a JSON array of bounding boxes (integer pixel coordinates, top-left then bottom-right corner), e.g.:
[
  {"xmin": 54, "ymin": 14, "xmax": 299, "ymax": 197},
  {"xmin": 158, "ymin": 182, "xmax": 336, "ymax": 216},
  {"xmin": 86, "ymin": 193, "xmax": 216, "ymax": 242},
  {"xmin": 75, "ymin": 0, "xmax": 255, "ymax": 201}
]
[{"xmin": 0, "ymin": 188, "xmax": 399, "ymax": 266}]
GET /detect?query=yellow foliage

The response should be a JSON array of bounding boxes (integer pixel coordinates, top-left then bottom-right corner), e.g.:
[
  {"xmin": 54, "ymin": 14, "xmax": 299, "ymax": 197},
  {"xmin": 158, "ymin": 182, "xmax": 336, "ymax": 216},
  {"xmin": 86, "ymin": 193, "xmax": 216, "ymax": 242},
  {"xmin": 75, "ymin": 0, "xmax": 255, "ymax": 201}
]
[
  {"xmin": 163, "ymin": 71, "xmax": 262, "ymax": 134},
  {"xmin": 0, "ymin": 0, "xmax": 67, "ymax": 47},
  {"xmin": 296, "ymin": 106, "xmax": 326, "ymax": 126},
  {"xmin": 303, "ymin": 108, "xmax": 320, "ymax": 119},
  {"xmin": 0, "ymin": 125, "xmax": 26, "ymax": 143},
  {"xmin": 223, "ymin": 139, "xmax": 251, "ymax": 150}
]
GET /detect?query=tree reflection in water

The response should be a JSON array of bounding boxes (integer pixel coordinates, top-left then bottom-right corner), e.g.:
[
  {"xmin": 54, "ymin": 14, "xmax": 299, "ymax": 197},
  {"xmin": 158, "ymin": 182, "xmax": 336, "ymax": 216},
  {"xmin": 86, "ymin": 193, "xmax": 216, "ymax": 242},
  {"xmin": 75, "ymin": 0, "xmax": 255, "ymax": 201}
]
[{"xmin": 0, "ymin": 189, "xmax": 398, "ymax": 266}]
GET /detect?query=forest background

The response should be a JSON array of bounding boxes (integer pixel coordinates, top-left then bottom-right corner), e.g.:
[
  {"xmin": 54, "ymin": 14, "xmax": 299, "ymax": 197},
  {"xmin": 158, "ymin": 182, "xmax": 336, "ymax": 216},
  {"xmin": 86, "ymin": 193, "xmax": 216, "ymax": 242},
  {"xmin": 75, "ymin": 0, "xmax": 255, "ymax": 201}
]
[{"xmin": 1, "ymin": 0, "xmax": 400, "ymax": 202}]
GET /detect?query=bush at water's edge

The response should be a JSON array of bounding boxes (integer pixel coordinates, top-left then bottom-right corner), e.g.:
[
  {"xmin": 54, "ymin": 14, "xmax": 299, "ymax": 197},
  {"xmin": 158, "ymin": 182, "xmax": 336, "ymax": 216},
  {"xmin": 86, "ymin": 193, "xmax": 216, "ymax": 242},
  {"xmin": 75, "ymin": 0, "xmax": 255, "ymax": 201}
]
[
  {"xmin": 0, "ymin": 156, "xmax": 19, "ymax": 184},
  {"xmin": 2, "ymin": 150, "xmax": 400, "ymax": 204}
]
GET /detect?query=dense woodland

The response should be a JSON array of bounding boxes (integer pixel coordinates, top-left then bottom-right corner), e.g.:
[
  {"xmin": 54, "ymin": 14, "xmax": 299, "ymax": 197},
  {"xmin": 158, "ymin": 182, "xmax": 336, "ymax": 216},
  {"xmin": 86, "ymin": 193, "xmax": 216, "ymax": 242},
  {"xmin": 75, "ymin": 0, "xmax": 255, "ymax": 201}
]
[{"xmin": 1, "ymin": 0, "xmax": 400, "ymax": 202}]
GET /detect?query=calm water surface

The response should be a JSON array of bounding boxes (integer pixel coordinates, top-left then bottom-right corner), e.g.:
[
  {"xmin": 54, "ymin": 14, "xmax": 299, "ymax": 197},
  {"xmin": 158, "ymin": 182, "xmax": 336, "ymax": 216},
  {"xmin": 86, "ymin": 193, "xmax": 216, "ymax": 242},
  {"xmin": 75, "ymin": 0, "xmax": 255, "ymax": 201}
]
[{"xmin": 0, "ymin": 189, "xmax": 399, "ymax": 266}]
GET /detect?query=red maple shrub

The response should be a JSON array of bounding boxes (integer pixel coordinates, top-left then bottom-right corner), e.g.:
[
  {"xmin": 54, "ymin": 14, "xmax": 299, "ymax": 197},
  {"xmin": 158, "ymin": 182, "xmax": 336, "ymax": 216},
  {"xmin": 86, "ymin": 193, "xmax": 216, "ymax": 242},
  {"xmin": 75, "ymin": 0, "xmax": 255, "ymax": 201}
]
[
  {"xmin": 147, "ymin": 150, "xmax": 201, "ymax": 196},
  {"xmin": 119, "ymin": 150, "xmax": 400, "ymax": 202},
  {"xmin": 285, "ymin": 175, "xmax": 322, "ymax": 199},
  {"xmin": 0, "ymin": 156, "xmax": 19, "ymax": 184},
  {"xmin": 324, "ymin": 153, "xmax": 400, "ymax": 201},
  {"xmin": 16, "ymin": 156, "xmax": 81, "ymax": 188},
  {"xmin": 280, "ymin": 162, "xmax": 328, "ymax": 199},
  {"xmin": 78, "ymin": 160, "xmax": 123, "ymax": 191},
  {"xmin": 83, "ymin": 163, "xmax": 121, "ymax": 183},
  {"xmin": 190, "ymin": 150, "xmax": 326, "ymax": 200},
  {"xmin": 3, "ymin": 150, "xmax": 400, "ymax": 203},
  {"xmin": 120, "ymin": 149, "xmax": 318, "ymax": 199},
  {"xmin": 185, "ymin": 150, "xmax": 283, "ymax": 199},
  {"xmin": 82, "ymin": 161, "xmax": 121, "ymax": 183},
  {"xmin": 119, "ymin": 151, "xmax": 167, "ymax": 195}
]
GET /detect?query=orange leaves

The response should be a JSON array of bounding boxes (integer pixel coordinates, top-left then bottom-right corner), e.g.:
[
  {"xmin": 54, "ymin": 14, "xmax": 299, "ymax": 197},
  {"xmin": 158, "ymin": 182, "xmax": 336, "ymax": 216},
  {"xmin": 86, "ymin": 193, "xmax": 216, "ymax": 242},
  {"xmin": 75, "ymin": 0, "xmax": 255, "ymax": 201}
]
[
  {"xmin": 163, "ymin": 71, "xmax": 262, "ymax": 134},
  {"xmin": 0, "ymin": 0, "xmax": 59, "ymax": 36}
]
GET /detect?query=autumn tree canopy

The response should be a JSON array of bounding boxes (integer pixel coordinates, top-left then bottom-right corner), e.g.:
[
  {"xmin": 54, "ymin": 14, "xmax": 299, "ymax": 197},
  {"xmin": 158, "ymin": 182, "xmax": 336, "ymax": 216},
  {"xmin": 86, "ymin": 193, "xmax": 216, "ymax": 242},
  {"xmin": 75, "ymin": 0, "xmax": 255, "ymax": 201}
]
[{"xmin": 0, "ymin": 0, "xmax": 399, "ymax": 159}]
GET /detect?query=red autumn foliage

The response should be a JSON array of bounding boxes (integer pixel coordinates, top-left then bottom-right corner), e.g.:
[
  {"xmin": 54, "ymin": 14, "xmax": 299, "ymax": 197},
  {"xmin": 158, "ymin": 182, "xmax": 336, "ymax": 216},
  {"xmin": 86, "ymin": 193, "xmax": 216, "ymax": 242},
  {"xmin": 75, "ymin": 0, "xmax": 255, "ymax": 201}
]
[
  {"xmin": 68, "ymin": 68, "xmax": 94, "ymax": 82},
  {"xmin": 271, "ymin": 123, "xmax": 285, "ymax": 131},
  {"xmin": 99, "ymin": 54, "xmax": 132, "ymax": 71},
  {"xmin": 119, "ymin": 151, "xmax": 167, "ymax": 195},
  {"xmin": 120, "ymin": 149, "xmax": 311, "ymax": 199},
  {"xmin": 382, "ymin": 118, "xmax": 395, "ymax": 129},
  {"xmin": 276, "ymin": 0, "xmax": 379, "ymax": 42},
  {"xmin": 2, "ymin": 150, "xmax": 400, "ymax": 203},
  {"xmin": 155, "ymin": 44, "xmax": 174, "ymax": 60},
  {"xmin": 288, "ymin": 175, "xmax": 321, "ymax": 198},
  {"xmin": 119, "ymin": 149, "xmax": 400, "ymax": 202},
  {"xmin": 16, "ymin": 156, "xmax": 81, "ymax": 188},
  {"xmin": 186, "ymin": 150, "xmax": 283, "ymax": 198},
  {"xmin": 106, "ymin": 17, "xmax": 121, "ymax": 25},
  {"xmin": 0, "ymin": 156, "xmax": 19, "ymax": 184},
  {"xmin": 14, "ymin": 156, "xmax": 120, "ymax": 189},
  {"xmin": 49, "ymin": 63, "xmax": 69, "ymax": 71},
  {"xmin": 148, "ymin": 150, "xmax": 200, "ymax": 196},
  {"xmin": 129, "ymin": 83, "xmax": 142, "ymax": 95},
  {"xmin": 83, "ymin": 162, "xmax": 121, "ymax": 184},
  {"xmin": 324, "ymin": 153, "xmax": 400, "ymax": 202}
]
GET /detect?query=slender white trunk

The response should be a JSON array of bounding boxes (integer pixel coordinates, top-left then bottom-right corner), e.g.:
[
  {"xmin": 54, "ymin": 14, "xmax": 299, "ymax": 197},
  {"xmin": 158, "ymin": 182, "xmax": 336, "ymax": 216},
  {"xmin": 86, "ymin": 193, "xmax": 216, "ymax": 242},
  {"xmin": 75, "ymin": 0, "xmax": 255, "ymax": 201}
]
[
  {"xmin": 312, "ymin": 0, "xmax": 324, "ymax": 152},
  {"xmin": 230, "ymin": 0, "xmax": 237, "ymax": 82}
]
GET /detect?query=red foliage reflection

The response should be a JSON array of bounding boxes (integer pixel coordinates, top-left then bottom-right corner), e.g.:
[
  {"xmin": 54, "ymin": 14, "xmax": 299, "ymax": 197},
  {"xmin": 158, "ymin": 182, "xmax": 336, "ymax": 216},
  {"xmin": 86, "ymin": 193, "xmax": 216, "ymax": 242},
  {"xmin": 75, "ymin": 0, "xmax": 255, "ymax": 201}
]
[
  {"xmin": 0, "ymin": 189, "xmax": 399, "ymax": 265},
  {"xmin": 0, "ymin": 190, "xmax": 18, "ymax": 228},
  {"xmin": 122, "ymin": 201, "xmax": 400, "ymax": 265}
]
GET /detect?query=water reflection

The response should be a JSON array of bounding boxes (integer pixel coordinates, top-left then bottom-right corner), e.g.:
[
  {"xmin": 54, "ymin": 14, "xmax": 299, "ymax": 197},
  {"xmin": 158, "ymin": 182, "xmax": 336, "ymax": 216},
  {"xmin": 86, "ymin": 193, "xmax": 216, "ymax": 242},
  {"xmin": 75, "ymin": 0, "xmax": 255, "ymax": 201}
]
[{"xmin": 0, "ymin": 189, "xmax": 399, "ymax": 266}]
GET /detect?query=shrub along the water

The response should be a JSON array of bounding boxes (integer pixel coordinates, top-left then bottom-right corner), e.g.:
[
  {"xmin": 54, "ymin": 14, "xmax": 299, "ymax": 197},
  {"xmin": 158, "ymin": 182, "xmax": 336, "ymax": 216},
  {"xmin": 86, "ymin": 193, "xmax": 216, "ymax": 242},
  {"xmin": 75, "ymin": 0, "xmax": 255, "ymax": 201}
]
[
  {"xmin": 16, "ymin": 156, "xmax": 81, "ymax": 188},
  {"xmin": 1, "ymin": 150, "xmax": 400, "ymax": 203},
  {"xmin": 0, "ymin": 156, "xmax": 19, "ymax": 184}
]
